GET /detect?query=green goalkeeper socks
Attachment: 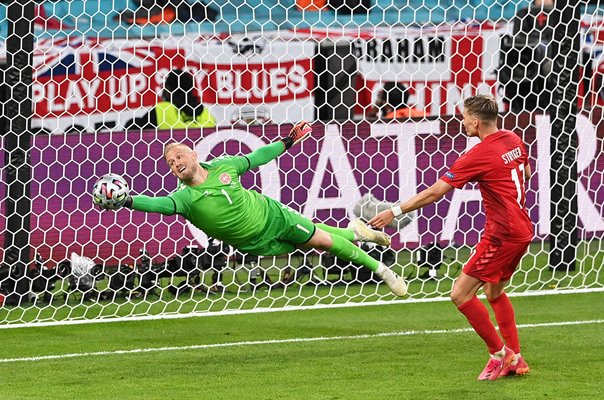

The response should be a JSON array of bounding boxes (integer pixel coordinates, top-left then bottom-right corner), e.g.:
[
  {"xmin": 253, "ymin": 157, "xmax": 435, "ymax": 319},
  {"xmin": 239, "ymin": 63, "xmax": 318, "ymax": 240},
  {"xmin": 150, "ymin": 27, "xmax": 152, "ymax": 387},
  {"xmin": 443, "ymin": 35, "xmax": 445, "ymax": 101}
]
[
  {"xmin": 316, "ymin": 223, "xmax": 355, "ymax": 242},
  {"xmin": 326, "ymin": 233, "xmax": 379, "ymax": 272},
  {"xmin": 315, "ymin": 224, "xmax": 379, "ymax": 272}
]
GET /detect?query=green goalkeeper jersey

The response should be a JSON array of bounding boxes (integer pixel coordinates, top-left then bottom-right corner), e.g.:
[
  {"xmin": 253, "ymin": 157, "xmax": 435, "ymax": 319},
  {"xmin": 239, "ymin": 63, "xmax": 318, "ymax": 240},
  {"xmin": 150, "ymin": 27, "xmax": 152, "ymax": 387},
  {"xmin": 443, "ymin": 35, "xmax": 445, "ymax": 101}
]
[
  {"xmin": 129, "ymin": 142, "xmax": 292, "ymax": 248},
  {"xmin": 171, "ymin": 156, "xmax": 270, "ymax": 246}
]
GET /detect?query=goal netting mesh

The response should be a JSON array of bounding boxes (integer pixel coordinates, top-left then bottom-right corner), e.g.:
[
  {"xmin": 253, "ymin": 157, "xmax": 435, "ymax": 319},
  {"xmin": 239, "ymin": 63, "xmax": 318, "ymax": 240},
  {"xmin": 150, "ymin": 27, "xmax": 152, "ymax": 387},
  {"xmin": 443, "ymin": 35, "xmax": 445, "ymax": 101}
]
[{"xmin": 0, "ymin": 0, "xmax": 602, "ymax": 327}]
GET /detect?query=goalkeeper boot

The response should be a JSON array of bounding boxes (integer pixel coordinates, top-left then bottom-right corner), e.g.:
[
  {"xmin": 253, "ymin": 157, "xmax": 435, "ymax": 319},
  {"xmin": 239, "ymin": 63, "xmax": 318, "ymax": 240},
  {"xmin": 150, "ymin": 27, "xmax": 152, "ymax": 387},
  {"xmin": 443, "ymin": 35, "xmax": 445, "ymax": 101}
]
[
  {"xmin": 348, "ymin": 219, "xmax": 391, "ymax": 247},
  {"xmin": 478, "ymin": 346, "xmax": 515, "ymax": 381},
  {"xmin": 500, "ymin": 355, "xmax": 530, "ymax": 377},
  {"xmin": 375, "ymin": 264, "xmax": 408, "ymax": 296}
]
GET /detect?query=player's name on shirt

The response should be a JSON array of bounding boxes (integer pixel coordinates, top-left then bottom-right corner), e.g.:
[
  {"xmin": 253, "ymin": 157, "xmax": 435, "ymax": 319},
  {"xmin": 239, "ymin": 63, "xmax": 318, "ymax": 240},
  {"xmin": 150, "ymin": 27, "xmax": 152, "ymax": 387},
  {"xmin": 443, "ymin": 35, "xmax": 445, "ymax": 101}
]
[{"xmin": 501, "ymin": 146, "xmax": 522, "ymax": 165}]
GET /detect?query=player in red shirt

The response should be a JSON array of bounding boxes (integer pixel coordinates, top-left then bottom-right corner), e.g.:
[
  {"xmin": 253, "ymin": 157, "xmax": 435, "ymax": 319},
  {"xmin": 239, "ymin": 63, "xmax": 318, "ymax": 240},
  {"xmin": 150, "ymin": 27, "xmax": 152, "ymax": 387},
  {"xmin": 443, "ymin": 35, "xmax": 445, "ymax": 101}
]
[{"xmin": 368, "ymin": 94, "xmax": 532, "ymax": 380}]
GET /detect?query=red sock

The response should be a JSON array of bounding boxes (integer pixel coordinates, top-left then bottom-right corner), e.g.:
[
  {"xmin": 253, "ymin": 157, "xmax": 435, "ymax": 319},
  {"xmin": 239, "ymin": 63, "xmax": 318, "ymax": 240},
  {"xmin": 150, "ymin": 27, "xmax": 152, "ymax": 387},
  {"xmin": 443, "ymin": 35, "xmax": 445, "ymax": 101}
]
[
  {"xmin": 488, "ymin": 292, "xmax": 520, "ymax": 354},
  {"xmin": 458, "ymin": 296, "xmax": 504, "ymax": 354}
]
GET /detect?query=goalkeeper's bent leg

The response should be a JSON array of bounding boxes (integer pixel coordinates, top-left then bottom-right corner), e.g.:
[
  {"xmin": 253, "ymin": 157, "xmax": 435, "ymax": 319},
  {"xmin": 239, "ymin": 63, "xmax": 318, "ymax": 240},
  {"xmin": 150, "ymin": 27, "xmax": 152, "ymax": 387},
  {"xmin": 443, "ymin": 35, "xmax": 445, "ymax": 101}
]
[
  {"xmin": 301, "ymin": 229, "xmax": 407, "ymax": 296},
  {"xmin": 327, "ymin": 233, "xmax": 407, "ymax": 296},
  {"xmin": 326, "ymin": 232, "xmax": 378, "ymax": 271},
  {"xmin": 316, "ymin": 223, "xmax": 355, "ymax": 242}
]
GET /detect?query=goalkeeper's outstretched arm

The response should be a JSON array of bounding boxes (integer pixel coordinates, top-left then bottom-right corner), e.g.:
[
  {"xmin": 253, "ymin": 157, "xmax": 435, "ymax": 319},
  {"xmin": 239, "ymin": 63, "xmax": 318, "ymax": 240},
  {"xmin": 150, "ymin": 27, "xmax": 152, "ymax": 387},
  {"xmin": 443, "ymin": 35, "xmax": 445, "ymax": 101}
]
[
  {"xmin": 125, "ymin": 195, "xmax": 177, "ymax": 216},
  {"xmin": 245, "ymin": 121, "xmax": 313, "ymax": 170},
  {"xmin": 244, "ymin": 142, "xmax": 287, "ymax": 170}
]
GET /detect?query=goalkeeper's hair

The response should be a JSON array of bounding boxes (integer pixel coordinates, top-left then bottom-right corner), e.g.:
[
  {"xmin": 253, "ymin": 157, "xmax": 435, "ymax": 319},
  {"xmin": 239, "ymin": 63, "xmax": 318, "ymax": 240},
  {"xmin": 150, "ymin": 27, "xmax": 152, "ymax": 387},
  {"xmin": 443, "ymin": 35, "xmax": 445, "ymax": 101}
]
[
  {"xmin": 464, "ymin": 94, "xmax": 498, "ymax": 123},
  {"xmin": 163, "ymin": 142, "xmax": 193, "ymax": 160}
]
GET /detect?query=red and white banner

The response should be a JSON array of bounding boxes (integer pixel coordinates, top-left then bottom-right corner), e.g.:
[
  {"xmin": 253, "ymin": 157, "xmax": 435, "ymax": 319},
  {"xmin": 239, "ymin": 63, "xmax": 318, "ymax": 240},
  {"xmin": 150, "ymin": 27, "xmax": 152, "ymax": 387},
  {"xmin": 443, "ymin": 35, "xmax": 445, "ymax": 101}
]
[
  {"xmin": 11, "ymin": 18, "xmax": 604, "ymax": 133},
  {"xmin": 191, "ymin": 38, "xmax": 315, "ymax": 126},
  {"xmin": 29, "ymin": 35, "xmax": 315, "ymax": 133},
  {"xmin": 349, "ymin": 24, "xmax": 509, "ymax": 117}
]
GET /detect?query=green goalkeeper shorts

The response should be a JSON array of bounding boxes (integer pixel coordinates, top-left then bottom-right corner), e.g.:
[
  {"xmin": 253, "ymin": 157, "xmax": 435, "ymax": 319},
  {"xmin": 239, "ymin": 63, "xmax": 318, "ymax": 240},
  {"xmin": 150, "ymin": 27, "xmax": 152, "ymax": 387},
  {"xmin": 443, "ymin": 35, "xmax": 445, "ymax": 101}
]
[{"xmin": 233, "ymin": 197, "xmax": 316, "ymax": 256}]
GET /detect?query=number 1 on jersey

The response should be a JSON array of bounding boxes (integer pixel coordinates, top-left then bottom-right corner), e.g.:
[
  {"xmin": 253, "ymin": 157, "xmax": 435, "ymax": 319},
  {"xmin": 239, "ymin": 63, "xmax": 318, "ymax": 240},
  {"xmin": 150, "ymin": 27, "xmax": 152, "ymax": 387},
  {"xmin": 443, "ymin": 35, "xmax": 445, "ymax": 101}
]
[
  {"xmin": 511, "ymin": 164, "xmax": 526, "ymax": 208},
  {"xmin": 221, "ymin": 189, "xmax": 233, "ymax": 205}
]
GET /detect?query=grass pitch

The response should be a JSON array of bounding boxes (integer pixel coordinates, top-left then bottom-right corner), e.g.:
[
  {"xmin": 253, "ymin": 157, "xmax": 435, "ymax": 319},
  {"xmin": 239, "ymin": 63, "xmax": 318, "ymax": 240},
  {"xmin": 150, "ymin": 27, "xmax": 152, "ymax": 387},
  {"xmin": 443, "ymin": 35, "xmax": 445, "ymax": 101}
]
[{"xmin": 0, "ymin": 291, "xmax": 602, "ymax": 400}]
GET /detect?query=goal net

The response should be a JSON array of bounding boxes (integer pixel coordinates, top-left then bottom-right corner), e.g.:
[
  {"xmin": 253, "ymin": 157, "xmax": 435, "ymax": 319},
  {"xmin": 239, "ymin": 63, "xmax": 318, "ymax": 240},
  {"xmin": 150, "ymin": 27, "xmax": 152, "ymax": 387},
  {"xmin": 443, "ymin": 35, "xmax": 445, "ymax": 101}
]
[{"xmin": 0, "ymin": 0, "xmax": 602, "ymax": 327}]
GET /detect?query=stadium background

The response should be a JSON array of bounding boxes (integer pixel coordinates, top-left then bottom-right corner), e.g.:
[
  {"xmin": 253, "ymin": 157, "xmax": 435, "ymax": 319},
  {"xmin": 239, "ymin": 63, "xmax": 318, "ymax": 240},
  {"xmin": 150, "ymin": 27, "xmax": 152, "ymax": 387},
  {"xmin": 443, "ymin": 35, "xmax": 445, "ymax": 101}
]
[{"xmin": 0, "ymin": 2, "xmax": 602, "ymax": 399}]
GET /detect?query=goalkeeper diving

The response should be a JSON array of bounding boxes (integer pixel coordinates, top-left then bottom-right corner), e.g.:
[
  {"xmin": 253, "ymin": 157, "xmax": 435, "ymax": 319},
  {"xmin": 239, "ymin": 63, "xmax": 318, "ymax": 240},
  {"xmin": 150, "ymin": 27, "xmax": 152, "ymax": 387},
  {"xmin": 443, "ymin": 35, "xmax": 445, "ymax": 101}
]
[{"xmin": 93, "ymin": 122, "xmax": 407, "ymax": 296}]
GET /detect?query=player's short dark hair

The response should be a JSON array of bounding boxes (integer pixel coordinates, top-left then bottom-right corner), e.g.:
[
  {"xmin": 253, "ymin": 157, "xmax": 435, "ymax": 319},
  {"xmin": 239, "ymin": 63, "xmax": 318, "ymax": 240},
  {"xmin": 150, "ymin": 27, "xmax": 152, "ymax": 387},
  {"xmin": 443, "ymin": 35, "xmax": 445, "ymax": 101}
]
[{"xmin": 464, "ymin": 94, "xmax": 498, "ymax": 123}]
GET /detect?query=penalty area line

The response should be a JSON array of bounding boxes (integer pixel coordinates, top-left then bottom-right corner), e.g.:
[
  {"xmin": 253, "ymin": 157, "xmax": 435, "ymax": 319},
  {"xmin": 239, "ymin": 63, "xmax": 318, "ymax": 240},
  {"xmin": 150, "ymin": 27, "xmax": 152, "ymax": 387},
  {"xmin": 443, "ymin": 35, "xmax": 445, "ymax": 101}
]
[{"xmin": 0, "ymin": 318, "xmax": 601, "ymax": 364}]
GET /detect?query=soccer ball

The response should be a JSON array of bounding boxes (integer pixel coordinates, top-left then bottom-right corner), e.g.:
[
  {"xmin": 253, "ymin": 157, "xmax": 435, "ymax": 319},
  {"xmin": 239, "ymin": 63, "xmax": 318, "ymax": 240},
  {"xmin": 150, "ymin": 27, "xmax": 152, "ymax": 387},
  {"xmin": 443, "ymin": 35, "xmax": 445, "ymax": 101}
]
[{"xmin": 92, "ymin": 173, "xmax": 130, "ymax": 210}]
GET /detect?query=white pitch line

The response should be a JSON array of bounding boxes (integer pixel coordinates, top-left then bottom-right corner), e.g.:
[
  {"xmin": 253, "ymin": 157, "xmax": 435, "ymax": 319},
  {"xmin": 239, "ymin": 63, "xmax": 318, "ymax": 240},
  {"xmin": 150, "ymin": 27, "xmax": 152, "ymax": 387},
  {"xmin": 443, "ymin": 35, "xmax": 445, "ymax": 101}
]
[{"xmin": 0, "ymin": 319, "xmax": 602, "ymax": 364}]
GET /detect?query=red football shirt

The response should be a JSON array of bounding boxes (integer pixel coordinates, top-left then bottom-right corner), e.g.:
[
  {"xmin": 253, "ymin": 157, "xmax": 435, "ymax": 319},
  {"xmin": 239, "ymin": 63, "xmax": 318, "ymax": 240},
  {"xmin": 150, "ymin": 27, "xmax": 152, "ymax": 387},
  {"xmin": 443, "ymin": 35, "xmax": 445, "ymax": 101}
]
[{"xmin": 440, "ymin": 130, "xmax": 533, "ymax": 242}]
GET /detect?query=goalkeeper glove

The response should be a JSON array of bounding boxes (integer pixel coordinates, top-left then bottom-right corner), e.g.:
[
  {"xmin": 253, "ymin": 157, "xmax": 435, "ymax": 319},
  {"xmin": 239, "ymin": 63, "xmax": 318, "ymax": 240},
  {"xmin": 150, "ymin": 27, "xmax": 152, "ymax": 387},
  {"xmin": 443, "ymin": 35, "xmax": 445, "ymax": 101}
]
[{"xmin": 281, "ymin": 121, "xmax": 312, "ymax": 150}]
